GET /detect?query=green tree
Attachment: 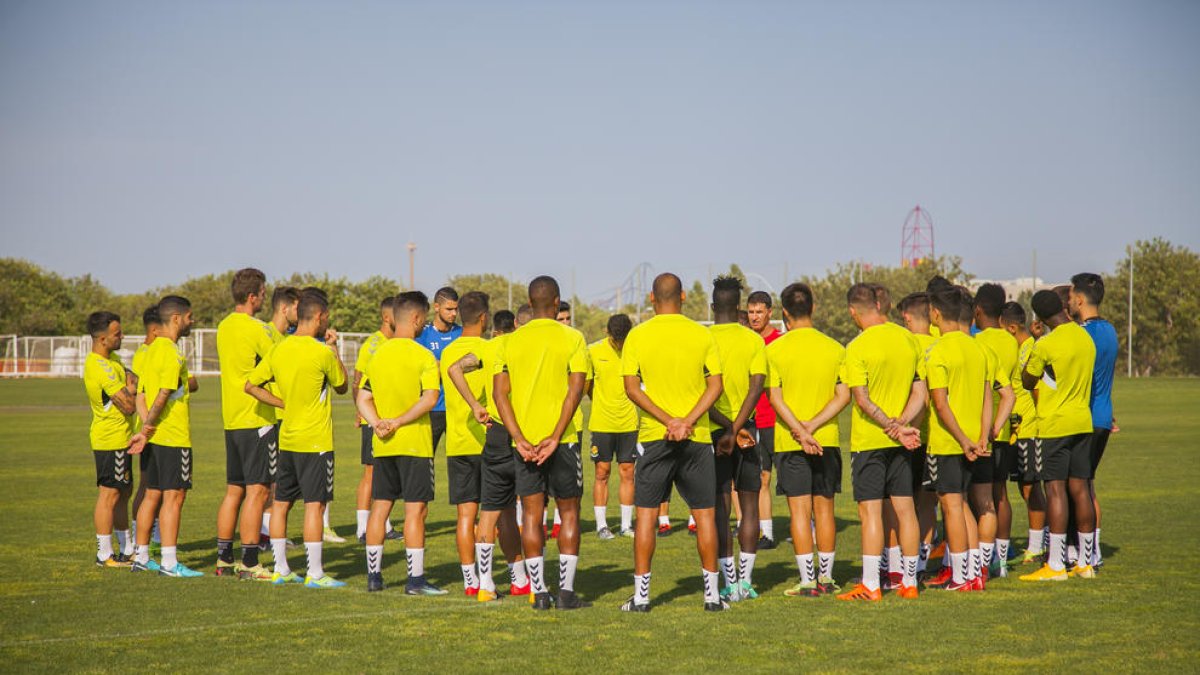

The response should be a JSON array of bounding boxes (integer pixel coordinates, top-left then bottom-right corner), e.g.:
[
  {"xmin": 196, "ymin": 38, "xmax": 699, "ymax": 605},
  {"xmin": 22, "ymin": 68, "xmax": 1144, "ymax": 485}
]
[
  {"xmin": 0, "ymin": 259, "xmax": 75, "ymax": 334},
  {"xmin": 1104, "ymin": 239, "xmax": 1200, "ymax": 376}
]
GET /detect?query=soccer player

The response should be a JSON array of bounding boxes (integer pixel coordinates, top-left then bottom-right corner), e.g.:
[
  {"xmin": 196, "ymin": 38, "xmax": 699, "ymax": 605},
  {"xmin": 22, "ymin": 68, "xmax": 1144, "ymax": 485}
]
[
  {"xmin": 418, "ymin": 287, "xmax": 462, "ymax": 453},
  {"xmin": 896, "ymin": 293, "xmax": 939, "ymax": 573},
  {"xmin": 132, "ymin": 295, "xmax": 202, "ymax": 577},
  {"xmin": 619, "ymin": 273, "xmax": 725, "ymax": 612},
  {"xmin": 587, "ymin": 314, "xmax": 639, "ymax": 540},
  {"xmin": 258, "ymin": 286, "xmax": 298, "ymax": 547},
  {"xmin": 706, "ymin": 277, "xmax": 767, "ymax": 601},
  {"xmin": 353, "ymin": 296, "xmax": 402, "ymax": 544},
  {"xmin": 245, "ymin": 289, "xmax": 349, "ymax": 588},
  {"xmin": 556, "ymin": 301, "xmax": 572, "ymax": 325},
  {"xmin": 837, "ymin": 283, "xmax": 926, "ymax": 601},
  {"xmin": 492, "ymin": 310, "xmax": 515, "ymax": 336},
  {"xmin": 767, "ymin": 284, "xmax": 849, "ymax": 598},
  {"xmin": 215, "ymin": 268, "xmax": 278, "ymax": 580},
  {"xmin": 923, "ymin": 287, "xmax": 993, "ymax": 592},
  {"xmin": 548, "ymin": 299, "xmax": 579, "ymax": 539},
  {"xmin": 972, "ymin": 284, "xmax": 1018, "ymax": 576},
  {"xmin": 1019, "ymin": 290, "xmax": 1097, "ymax": 581},
  {"xmin": 1070, "ymin": 272, "xmax": 1118, "ymax": 569},
  {"xmin": 515, "ymin": 303, "xmax": 533, "ymax": 327},
  {"xmin": 129, "ymin": 305, "xmax": 162, "ymax": 551},
  {"xmin": 493, "ymin": 276, "xmax": 591, "ymax": 610},
  {"xmin": 85, "ymin": 311, "xmax": 143, "ymax": 567},
  {"xmin": 746, "ymin": 290, "xmax": 782, "ymax": 550},
  {"xmin": 1000, "ymin": 301, "xmax": 1048, "ymax": 563},
  {"xmin": 356, "ymin": 291, "xmax": 446, "ymax": 595}
]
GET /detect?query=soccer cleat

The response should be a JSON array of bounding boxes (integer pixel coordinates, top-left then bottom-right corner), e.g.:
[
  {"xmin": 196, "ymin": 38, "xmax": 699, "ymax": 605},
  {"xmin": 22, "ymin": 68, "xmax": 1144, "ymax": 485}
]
[
  {"xmin": 304, "ymin": 574, "xmax": 346, "ymax": 589},
  {"xmin": 816, "ymin": 577, "xmax": 841, "ymax": 595},
  {"xmin": 477, "ymin": 588, "xmax": 502, "ymax": 602},
  {"xmin": 783, "ymin": 581, "xmax": 820, "ymax": 598},
  {"xmin": 1019, "ymin": 564, "xmax": 1068, "ymax": 582},
  {"xmin": 736, "ymin": 580, "xmax": 758, "ymax": 600},
  {"xmin": 1019, "ymin": 548, "xmax": 1045, "ymax": 565},
  {"xmin": 944, "ymin": 579, "xmax": 973, "ymax": 592},
  {"xmin": 704, "ymin": 599, "xmax": 731, "ymax": 612},
  {"xmin": 509, "ymin": 581, "xmax": 531, "ymax": 597},
  {"xmin": 258, "ymin": 533, "xmax": 271, "ymax": 552},
  {"xmin": 549, "ymin": 524, "xmax": 561, "ymax": 540},
  {"xmin": 464, "ymin": 586, "xmax": 479, "ymax": 597},
  {"xmin": 618, "ymin": 528, "xmax": 635, "ymax": 538},
  {"xmin": 756, "ymin": 536, "xmax": 777, "ymax": 550},
  {"xmin": 284, "ymin": 538, "xmax": 301, "ymax": 550},
  {"xmin": 835, "ymin": 583, "xmax": 882, "ymax": 601},
  {"xmin": 114, "ymin": 552, "xmax": 133, "ymax": 564},
  {"xmin": 271, "ymin": 571, "xmax": 303, "ymax": 585},
  {"xmin": 923, "ymin": 566, "xmax": 954, "ymax": 589},
  {"xmin": 1068, "ymin": 564, "xmax": 1096, "ymax": 579},
  {"xmin": 556, "ymin": 590, "xmax": 591, "ymax": 610},
  {"xmin": 385, "ymin": 530, "xmax": 404, "ymax": 542},
  {"xmin": 720, "ymin": 584, "xmax": 743, "ymax": 603},
  {"xmin": 970, "ymin": 576, "xmax": 986, "ymax": 591},
  {"xmin": 404, "ymin": 578, "xmax": 448, "ymax": 596},
  {"xmin": 214, "ymin": 559, "xmax": 238, "ymax": 577},
  {"xmin": 531, "ymin": 592, "xmax": 554, "ymax": 610},
  {"xmin": 237, "ymin": 564, "xmax": 273, "ymax": 581},
  {"xmin": 898, "ymin": 584, "xmax": 920, "ymax": 599},
  {"xmin": 929, "ymin": 541, "xmax": 946, "ymax": 560},
  {"xmin": 597, "ymin": 527, "xmax": 615, "ymax": 541},
  {"xmin": 357, "ymin": 534, "xmax": 366, "ymax": 544},
  {"xmin": 620, "ymin": 596, "xmax": 650, "ymax": 613},
  {"xmin": 367, "ymin": 572, "xmax": 385, "ymax": 592},
  {"xmin": 688, "ymin": 523, "xmax": 697, "ymax": 536},
  {"xmin": 131, "ymin": 559, "xmax": 161, "ymax": 573},
  {"xmin": 881, "ymin": 571, "xmax": 904, "ymax": 591},
  {"xmin": 159, "ymin": 563, "xmax": 203, "ymax": 578},
  {"xmin": 96, "ymin": 556, "xmax": 132, "ymax": 569},
  {"xmin": 323, "ymin": 527, "xmax": 346, "ymax": 544},
  {"xmin": 657, "ymin": 523, "xmax": 673, "ymax": 537},
  {"xmin": 988, "ymin": 559, "xmax": 1006, "ymax": 578}
]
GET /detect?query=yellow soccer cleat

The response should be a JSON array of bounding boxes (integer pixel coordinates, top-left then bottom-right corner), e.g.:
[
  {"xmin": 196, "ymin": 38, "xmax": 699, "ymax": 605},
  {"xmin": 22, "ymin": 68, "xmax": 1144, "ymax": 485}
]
[
  {"xmin": 1068, "ymin": 564, "xmax": 1096, "ymax": 579},
  {"xmin": 1019, "ymin": 564, "xmax": 1068, "ymax": 582},
  {"xmin": 477, "ymin": 588, "xmax": 502, "ymax": 603}
]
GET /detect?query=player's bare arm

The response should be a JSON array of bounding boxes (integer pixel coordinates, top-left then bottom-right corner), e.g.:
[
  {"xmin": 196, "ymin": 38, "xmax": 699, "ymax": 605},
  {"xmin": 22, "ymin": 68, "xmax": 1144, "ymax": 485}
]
[
  {"xmin": 536, "ymin": 371, "xmax": 586, "ymax": 465},
  {"xmin": 494, "ymin": 371, "xmax": 534, "ymax": 461},
  {"xmin": 768, "ymin": 386, "xmax": 821, "ymax": 454},
  {"xmin": 244, "ymin": 380, "xmax": 285, "ymax": 409},
  {"xmin": 930, "ymin": 387, "xmax": 977, "ymax": 460},
  {"xmin": 447, "ymin": 353, "xmax": 489, "ymax": 425},
  {"xmin": 992, "ymin": 383, "xmax": 1015, "ymax": 441}
]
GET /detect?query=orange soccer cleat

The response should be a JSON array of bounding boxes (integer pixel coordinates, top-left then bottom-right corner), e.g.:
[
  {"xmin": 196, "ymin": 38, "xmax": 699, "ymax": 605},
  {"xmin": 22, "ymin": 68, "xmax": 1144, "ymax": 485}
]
[{"xmin": 835, "ymin": 583, "xmax": 882, "ymax": 602}]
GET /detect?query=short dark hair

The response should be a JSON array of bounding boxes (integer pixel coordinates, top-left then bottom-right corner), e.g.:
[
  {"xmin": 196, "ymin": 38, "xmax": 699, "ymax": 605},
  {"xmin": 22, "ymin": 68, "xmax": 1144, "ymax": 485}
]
[
  {"xmin": 975, "ymin": 283, "xmax": 1006, "ymax": 319},
  {"xmin": 955, "ymin": 286, "xmax": 975, "ymax": 323},
  {"xmin": 458, "ymin": 291, "xmax": 490, "ymax": 326},
  {"xmin": 230, "ymin": 268, "xmax": 266, "ymax": 304},
  {"xmin": 1052, "ymin": 285, "xmax": 1071, "ymax": 308},
  {"xmin": 87, "ymin": 311, "xmax": 120, "ymax": 338},
  {"xmin": 142, "ymin": 305, "xmax": 162, "ymax": 329},
  {"xmin": 271, "ymin": 286, "xmax": 300, "ymax": 310},
  {"xmin": 297, "ymin": 289, "xmax": 328, "ymax": 322},
  {"xmin": 394, "ymin": 290, "xmax": 430, "ymax": 320},
  {"xmin": 516, "ymin": 303, "xmax": 533, "ymax": 325},
  {"xmin": 1000, "ymin": 301, "xmax": 1027, "ymax": 327},
  {"xmin": 557, "ymin": 301, "xmax": 571, "ymax": 314},
  {"xmin": 492, "ymin": 310, "xmax": 515, "ymax": 334},
  {"xmin": 380, "ymin": 295, "xmax": 396, "ymax": 312},
  {"xmin": 747, "ymin": 290, "xmax": 772, "ymax": 308},
  {"xmin": 846, "ymin": 283, "xmax": 877, "ymax": 310},
  {"xmin": 1071, "ymin": 273, "xmax": 1105, "ymax": 306},
  {"xmin": 711, "ymin": 276, "xmax": 743, "ymax": 313},
  {"xmin": 780, "ymin": 282, "xmax": 814, "ymax": 319},
  {"xmin": 870, "ymin": 283, "xmax": 892, "ymax": 315},
  {"xmin": 1031, "ymin": 289, "xmax": 1064, "ymax": 321},
  {"xmin": 434, "ymin": 287, "xmax": 459, "ymax": 304},
  {"xmin": 157, "ymin": 295, "xmax": 191, "ymax": 320},
  {"xmin": 896, "ymin": 292, "xmax": 930, "ymax": 321},
  {"xmin": 926, "ymin": 275, "xmax": 954, "ymax": 294},
  {"xmin": 930, "ymin": 287, "xmax": 969, "ymax": 323},
  {"xmin": 300, "ymin": 286, "xmax": 328, "ymax": 303},
  {"xmin": 607, "ymin": 314, "xmax": 633, "ymax": 343},
  {"xmin": 528, "ymin": 276, "xmax": 560, "ymax": 310}
]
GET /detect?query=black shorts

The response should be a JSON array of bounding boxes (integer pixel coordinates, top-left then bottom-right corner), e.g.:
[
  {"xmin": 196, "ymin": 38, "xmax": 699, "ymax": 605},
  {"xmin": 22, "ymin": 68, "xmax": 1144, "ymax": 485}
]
[
  {"xmin": 224, "ymin": 426, "xmax": 277, "ymax": 486},
  {"xmin": 850, "ymin": 447, "xmax": 914, "ymax": 501},
  {"xmin": 139, "ymin": 444, "xmax": 154, "ymax": 473},
  {"xmin": 480, "ymin": 425, "xmax": 517, "ymax": 512},
  {"xmin": 516, "ymin": 442, "xmax": 583, "ymax": 500},
  {"xmin": 274, "ymin": 451, "xmax": 334, "ymax": 503},
  {"xmin": 1089, "ymin": 428, "xmax": 1111, "ymax": 474},
  {"xmin": 968, "ymin": 447, "xmax": 996, "ymax": 484},
  {"xmin": 146, "ymin": 444, "xmax": 193, "ymax": 491},
  {"xmin": 634, "ymin": 439, "xmax": 716, "ymax": 510},
  {"xmin": 776, "ymin": 448, "xmax": 842, "ymax": 498},
  {"xmin": 430, "ymin": 411, "xmax": 447, "ymax": 453},
  {"xmin": 714, "ymin": 429, "xmax": 762, "ymax": 494},
  {"xmin": 373, "ymin": 455, "xmax": 435, "ymax": 503},
  {"xmin": 360, "ymin": 424, "xmax": 375, "ymax": 466},
  {"xmin": 94, "ymin": 450, "xmax": 133, "ymax": 489},
  {"xmin": 755, "ymin": 426, "xmax": 776, "ymax": 473},
  {"xmin": 590, "ymin": 431, "xmax": 638, "ymax": 464},
  {"xmin": 1039, "ymin": 433, "xmax": 1092, "ymax": 481},
  {"xmin": 922, "ymin": 453, "xmax": 970, "ymax": 495},
  {"xmin": 1013, "ymin": 438, "xmax": 1040, "ymax": 483},
  {"xmin": 911, "ymin": 446, "xmax": 928, "ymax": 492},
  {"xmin": 447, "ymin": 455, "xmax": 483, "ymax": 505},
  {"xmin": 992, "ymin": 441, "xmax": 1018, "ymax": 482}
]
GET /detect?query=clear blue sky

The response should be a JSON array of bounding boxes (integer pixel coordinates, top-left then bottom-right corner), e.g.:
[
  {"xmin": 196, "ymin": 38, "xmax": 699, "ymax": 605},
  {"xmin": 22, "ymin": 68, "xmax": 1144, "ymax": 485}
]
[{"xmin": 2, "ymin": 0, "xmax": 1197, "ymax": 301}]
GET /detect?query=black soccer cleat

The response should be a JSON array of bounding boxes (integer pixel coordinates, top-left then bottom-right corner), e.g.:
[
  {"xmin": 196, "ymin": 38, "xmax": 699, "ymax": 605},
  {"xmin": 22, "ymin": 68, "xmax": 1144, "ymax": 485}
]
[
  {"xmin": 619, "ymin": 596, "xmax": 651, "ymax": 613},
  {"xmin": 556, "ymin": 590, "xmax": 591, "ymax": 610},
  {"xmin": 367, "ymin": 572, "xmax": 385, "ymax": 592},
  {"xmin": 531, "ymin": 592, "xmax": 554, "ymax": 611},
  {"xmin": 704, "ymin": 599, "xmax": 731, "ymax": 612},
  {"xmin": 757, "ymin": 536, "xmax": 777, "ymax": 550}
]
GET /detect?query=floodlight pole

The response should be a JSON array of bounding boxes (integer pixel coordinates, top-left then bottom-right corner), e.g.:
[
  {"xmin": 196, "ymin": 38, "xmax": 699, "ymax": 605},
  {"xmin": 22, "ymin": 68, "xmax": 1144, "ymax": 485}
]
[{"xmin": 407, "ymin": 242, "xmax": 417, "ymax": 291}]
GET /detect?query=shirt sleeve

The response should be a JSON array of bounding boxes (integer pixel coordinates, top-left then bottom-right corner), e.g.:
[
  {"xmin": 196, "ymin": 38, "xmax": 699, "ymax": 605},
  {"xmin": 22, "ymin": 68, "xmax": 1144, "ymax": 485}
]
[
  {"xmin": 492, "ymin": 335, "xmax": 509, "ymax": 376},
  {"xmin": 100, "ymin": 359, "xmax": 126, "ymax": 397},
  {"xmin": 567, "ymin": 332, "xmax": 590, "ymax": 377},
  {"xmin": 767, "ymin": 348, "xmax": 782, "ymax": 389},
  {"xmin": 748, "ymin": 340, "xmax": 767, "ymax": 378},
  {"xmin": 911, "ymin": 335, "xmax": 927, "ymax": 382},
  {"xmin": 926, "ymin": 345, "xmax": 950, "ymax": 390},
  {"xmin": 620, "ymin": 332, "xmax": 640, "ymax": 378},
  {"xmin": 843, "ymin": 341, "xmax": 868, "ymax": 388},
  {"xmin": 1025, "ymin": 340, "xmax": 1047, "ymax": 378},
  {"xmin": 354, "ymin": 339, "xmax": 371, "ymax": 374},
  {"xmin": 324, "ymin": 347, "xmax": 347, "ymax": 389},
  {"xmin": 420, "ymin": 352, "xmax": 441, "ymax": 391},
  {"xmin": 702, "ymin": 333, "xmax": 722, "ymax": 378},
  {"xmin": 155, "ymin": 347, "xmax": 182, "ymax": 393},
  {"xmin": 834, "ymin": 345, "xmax": 847, "ymax": 384},
  {"xmin": 248, "ymin": 350, "xmax": 274, "ymax": 386}
]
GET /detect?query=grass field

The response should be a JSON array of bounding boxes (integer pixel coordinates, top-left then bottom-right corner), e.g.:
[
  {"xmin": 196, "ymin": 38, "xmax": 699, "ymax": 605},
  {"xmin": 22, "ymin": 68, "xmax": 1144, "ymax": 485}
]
[{"xmin": 1, "ymin": 377, "xmax": 1198, "ymax": 672}]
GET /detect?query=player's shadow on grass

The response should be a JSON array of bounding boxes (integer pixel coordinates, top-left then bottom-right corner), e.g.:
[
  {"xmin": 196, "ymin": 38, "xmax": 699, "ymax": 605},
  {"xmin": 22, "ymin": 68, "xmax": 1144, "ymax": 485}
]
[{"xmin": 576, "ymin": 562, "xmax": 633, "ymax": 600}]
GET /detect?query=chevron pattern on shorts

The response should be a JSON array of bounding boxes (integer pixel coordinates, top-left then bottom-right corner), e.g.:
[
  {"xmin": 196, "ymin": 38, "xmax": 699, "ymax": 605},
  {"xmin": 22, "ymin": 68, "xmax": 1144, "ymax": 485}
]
[
  {"xmin": 114, "ymin": 451, "xmax": 130, "ymax": 484},
  {"xmin": 181, "ymin": 449, "xmax": 192, "ymax": 482},
  {"xmin": 325, "ymin": 456, "xmax": 335, "ymax": 494}
]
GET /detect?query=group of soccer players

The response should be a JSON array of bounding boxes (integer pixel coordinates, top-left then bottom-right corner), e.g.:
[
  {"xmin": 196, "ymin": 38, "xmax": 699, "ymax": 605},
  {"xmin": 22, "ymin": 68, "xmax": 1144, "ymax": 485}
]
[{"xmin": 83, "ymin": 265, "xmax": 1117, "ymax": 609}]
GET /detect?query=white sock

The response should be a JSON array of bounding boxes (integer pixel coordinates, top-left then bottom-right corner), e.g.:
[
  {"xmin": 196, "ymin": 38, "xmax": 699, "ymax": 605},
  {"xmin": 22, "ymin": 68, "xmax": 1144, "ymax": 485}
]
[
  {"xmin": 135, "ymin": 544, "xmax": 150, "ymax": 565},
  {"xmin": 862, "ymin": 555, "xmax": 881, "ymax": 591},
  {"xmin": 272, "ymin": 539, "xmax": 290, "ymax": 575},
  {"xmin": 130, "ymin": 520, "xmax": 137, "ymax": 544},
  {"xmin": 477, "ymin": 543, "xmax": 495, "ymax": 592},
  {"xmin": 703, "ymin": 568, "xmax": 720, "ymax": 603},
  {"xmin": 950, "ymin": 551, "xmax": 966, "ymax": 584},
  {"xmin": 114, "ymin": 530, "xmax": 130, "ymax": 556},
  {"xmin": 1048, "ymin": 533, "xmax": 1067, "ymax": 571},
  {"xmin": 462, "ymin": 563, "xmax": 478, "ymax": 589},
  {"xmin": 918, "ymin": 543, "xmax": 931, "ymax": 572},
  {"xmin": 305, "ymin": 541, "xmax": 324, "ymax": 579},
  {"xmin": 996, "ymin": 538, "xmax": 1010, "ymax": 565},
  {"xmin": 634, "ymin": 572, "xmax": 651, "ymax": 605},
  {"xmin": 902, "ymin": 555, "xmax": 918, "ymax": 587},
  {"xmin": 406, "ymin": 548, "xmax": 425, "ymax": 579},
  {"xmin": 738, "ymin": 552, "xmax": 757, "ymax": 586},
  {"xmin": 658, "ymin": 515, "xmax": 670, "ymax": 527},
  {"xmin": 1028, "ymin": 528, "xmax": 1045, "ymax": 553},
  {"xmin": 161, "ymin": 545, "xmax": 178, "ymax": 571},
  {"xmin": 887, "ymin": 546, "xmax": 902, "ymax": 574},
  {"xmin": 1093, "ymin": 528, "xmax": 1102, "ymax": 566},
  {"xmin": 510, "ymin": 559, "xmax": 529, "ymax": 587},
  {"xmin": 96, "ymin": 534, "xmax": 113, "ymax": 562},
  {"xmin": 688, "ymin": 515, "xmax": 696, "ymax": 527},
  {"xmin": 818, "ymin": 551, "xmax": 835, "ymax": 581},
  {"xmin": 620, "ymin": 504, "xmax": 633, "ymax": 531},
  {"xmin": 516, "ymin": 501, "xmax": 524, "ymax": 525},
  {"xmin": 323, "ymin": 508, "xmax": 331, "ymax": 529},
  {"xmin": 760, "ymin": 519, "xmax": 774, "ymax": 540},
  {"xmin": 969, "ymin": 548, "xmax": 981, "ymax": 580},
  {"xmin": 387, "ymin": 519, "xmax": 396, "ymax": 533},
  {"xmin": 796, "ymin": 553, "xmax": 815, "ymax": 584},
  {"xmin": 559, "ymin": 554, "xmax": 578, "ymax": 591},
  {"xmin": 981, "ymin": 542, "xmax": 995, "ymax": 568},
  {"xmin": 527, "ymin": 556, "xmax": 548, "ymax": 594},
  {"xmin": 366, "ymin": 544, "xmax": 383, "ymax": 574},
  {"xmin": 553, "ymin": 509, "xmax": 562, "ymax": 526},
  {"xmin": 594, "ymin": 506, "xmax": 608, "ymax": 531},
  {"xmin": 719, "ymin": 556, "xmax": 737, "ymax": 586},
  {"xmin": 261, "ymin": 512, "xmax": 271, "ymax": 536},
  {"xmin": 151, "ymin": 520, "xmax": 161, "ymax": 544},
  {"xmin": 356, "ymin": 510, "xmax": 369, "ymax": 538},
  {"xmin": 1078, "ymin": 531, "xmax": 1096, "ymax": 568}
]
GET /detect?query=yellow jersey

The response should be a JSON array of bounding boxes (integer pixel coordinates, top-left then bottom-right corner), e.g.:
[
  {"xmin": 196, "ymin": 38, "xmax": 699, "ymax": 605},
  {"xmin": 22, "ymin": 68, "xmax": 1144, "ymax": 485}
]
[
  {"xmin": 141, "ymin": 337, "xmax": 191, "ymax": 448},
  {"xmin": 494, "ymin": 318, "xmax": 590, "ymax": 445},
  {"xmin": 975, "ymin": 327, "xmax": 1018, "ymax": 443},
  {"xmin": 217, "ymin": 312, "xmax": 278, "ymax": 429},
  {"xmin": 587, "ymin": 338, "xmax": 639, "ymax": 433},
  {"xmin": 353, "ymin": 331, "xmax": 388, "ymax": 425},
  {"xmin": 766, "ymin": 327, "xmax": 845, "ymax": 450},
  {"xmin": 925, "ymin": 331, "xmax": 990, "ymax": 456},
  {"xmin": 84, "ymin": 352, "xmax": 135, "ymax": 450},
  {"xmin": 843, "ymin": 322, "xmax": 924, "ymax": 452},
  {"xmin": 363, "ymin": 338, "xmax": 440, "ymax": 458},
  {"xmin": 709, "ymin": 323, "xmax": 768, "ymax": 434},
  {"xmin": 1013, "ymin": 336, "xmax": 1040, "ymax": 439},
  {"xmin": 440, "ymin": 336, "xmax": 494, "ymax": 457},
  {"xmin": 1025, "ymin": 322, "xmax": 1095, "ymax": 438},
  {"xmin": 249, "ymin": 336, "xmax": 345, "ymax": 453}
]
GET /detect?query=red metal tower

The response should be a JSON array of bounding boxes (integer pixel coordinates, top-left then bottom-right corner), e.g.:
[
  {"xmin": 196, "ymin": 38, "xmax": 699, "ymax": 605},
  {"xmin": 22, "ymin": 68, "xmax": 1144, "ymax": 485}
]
[{"xmin": 900, "ymin": 205, "xmax": 935, "ymax": 268}]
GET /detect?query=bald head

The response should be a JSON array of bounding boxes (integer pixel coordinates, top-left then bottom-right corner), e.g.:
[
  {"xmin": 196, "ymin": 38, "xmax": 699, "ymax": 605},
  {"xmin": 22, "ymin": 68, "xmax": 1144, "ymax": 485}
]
[
  {"xmin": 653, "ymin": 273, "xmax": 682, "ymax": 301},
  {"xmin": 528, "ymin": 275, "xmax": 560, "ymax": 315}
]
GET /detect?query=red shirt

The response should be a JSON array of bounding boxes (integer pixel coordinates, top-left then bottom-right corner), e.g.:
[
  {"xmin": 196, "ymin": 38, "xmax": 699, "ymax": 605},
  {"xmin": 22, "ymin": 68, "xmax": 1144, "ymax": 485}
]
[{"xmin": 754, "ymin": 328, "xmax": 782, "ymax": 428}]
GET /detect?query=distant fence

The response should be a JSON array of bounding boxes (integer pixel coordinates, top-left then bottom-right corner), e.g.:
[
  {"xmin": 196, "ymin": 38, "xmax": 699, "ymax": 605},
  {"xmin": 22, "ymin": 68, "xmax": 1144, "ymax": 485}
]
[{"xmin": 0, "ymin": 330, "xmax": 375, "ymax": 378}]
